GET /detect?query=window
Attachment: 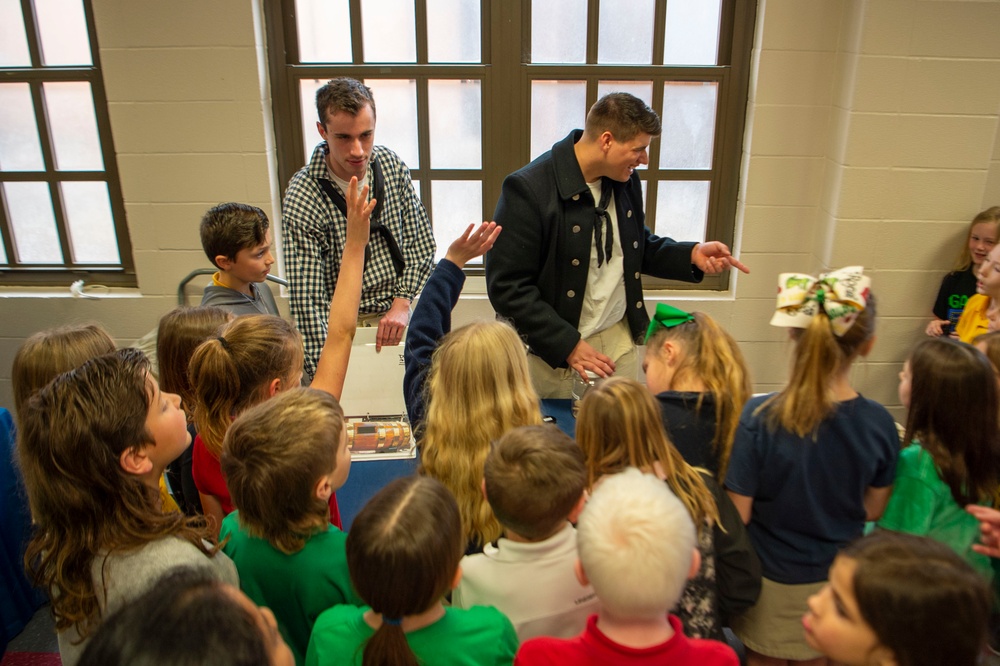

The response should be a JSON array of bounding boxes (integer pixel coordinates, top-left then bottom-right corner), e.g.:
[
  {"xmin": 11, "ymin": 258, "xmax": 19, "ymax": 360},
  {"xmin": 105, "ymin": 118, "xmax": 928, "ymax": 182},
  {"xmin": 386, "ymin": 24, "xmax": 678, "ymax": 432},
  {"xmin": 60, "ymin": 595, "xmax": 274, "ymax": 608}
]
[
  {"xmin": 0, "ymin": 0, "xmax": 133, "ymax": 286},
  {"xmin": 267, "ymin": 0, "xmax": 755, "ymax": 285}
]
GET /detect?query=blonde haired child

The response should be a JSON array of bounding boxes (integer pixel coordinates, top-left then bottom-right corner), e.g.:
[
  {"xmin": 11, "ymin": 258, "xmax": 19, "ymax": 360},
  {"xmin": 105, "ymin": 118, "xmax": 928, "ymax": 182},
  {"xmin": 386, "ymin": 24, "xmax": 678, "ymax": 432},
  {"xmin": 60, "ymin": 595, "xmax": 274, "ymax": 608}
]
[
  {"xmin": 189, "ymin": 178, "xmax": 374, "ymax": 532},
  {"xmin": 725, "ymin": 267, "xmax": 898, "ymax": 666},
  {"xmin": 515, "ymin": 468, "xmax": 738, "ymax": 665},
  {"xmin": 803, "ymin": 531, "xmax": 990, "ymax": 666},
  {"xmin": 220, "ymin": 388, "xmax": 362, "ymax": 665},
  {"xmin": 404, "ymin": 222, "xmax": 543, "ymax": 551},
  {"xmin": 642, "ymin": 304, "xmax": 751, "ymax": 482},
  {"xmin": 17, "ymin": 348, "xmax": 236, "ymax": 666},
  {"xmin": 576, "ymin": 376, "xmax": 760, "ymax": 640},
  {"xmin": 927, "ymin": 206, "xmax": 1000, "ymax": 337},
  {"xmin": 306, "ymin": 475, "xmax": 519, "ymax": 666}
]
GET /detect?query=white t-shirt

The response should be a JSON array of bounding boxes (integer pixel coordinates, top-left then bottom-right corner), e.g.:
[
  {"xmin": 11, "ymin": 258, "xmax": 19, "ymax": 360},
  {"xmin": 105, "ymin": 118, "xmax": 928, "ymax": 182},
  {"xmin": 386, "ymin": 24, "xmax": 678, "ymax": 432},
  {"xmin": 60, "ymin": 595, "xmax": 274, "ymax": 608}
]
[{"xmin": 578, "ymin": 180, "xmax": 626, "ymax": 339}]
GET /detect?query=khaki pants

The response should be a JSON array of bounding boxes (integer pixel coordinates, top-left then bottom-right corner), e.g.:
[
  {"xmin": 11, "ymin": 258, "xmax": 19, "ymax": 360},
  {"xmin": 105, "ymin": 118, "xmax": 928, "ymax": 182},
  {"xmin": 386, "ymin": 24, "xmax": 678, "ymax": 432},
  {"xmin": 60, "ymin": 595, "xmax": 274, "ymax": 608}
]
[{"xmin": 528, "ymin": 317, "xmax": 637, "ymax": 399}]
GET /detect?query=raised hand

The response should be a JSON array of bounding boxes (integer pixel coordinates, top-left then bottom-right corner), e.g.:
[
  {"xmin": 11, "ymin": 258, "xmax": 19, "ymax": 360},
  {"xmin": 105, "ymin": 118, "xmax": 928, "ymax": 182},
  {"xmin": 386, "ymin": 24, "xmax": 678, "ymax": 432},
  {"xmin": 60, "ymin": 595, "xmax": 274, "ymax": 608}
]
[
  {"xmin": 345, "ymin": 176, "xmax": 375, "ymax": 249},
  {"xmin": 445, "ymin": 221, "xmax": 502, "ymax": 269}
]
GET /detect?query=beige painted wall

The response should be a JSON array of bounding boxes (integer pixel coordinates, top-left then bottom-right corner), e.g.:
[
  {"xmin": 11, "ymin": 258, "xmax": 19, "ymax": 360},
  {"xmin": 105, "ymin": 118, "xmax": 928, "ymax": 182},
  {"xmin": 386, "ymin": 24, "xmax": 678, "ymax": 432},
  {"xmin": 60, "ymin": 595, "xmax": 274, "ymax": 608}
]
[{"xmin": 3, "ymin": 0, "xmax": 999, "ymax": 423}]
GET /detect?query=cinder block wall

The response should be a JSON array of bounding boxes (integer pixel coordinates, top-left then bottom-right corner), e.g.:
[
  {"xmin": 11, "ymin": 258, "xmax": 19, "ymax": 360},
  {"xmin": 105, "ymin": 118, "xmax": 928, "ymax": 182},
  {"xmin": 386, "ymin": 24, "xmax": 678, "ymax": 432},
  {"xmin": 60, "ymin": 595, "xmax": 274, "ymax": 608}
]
[{"xmin": 2, "ymin": 0, "xmax": 1000, "ymax": 424}]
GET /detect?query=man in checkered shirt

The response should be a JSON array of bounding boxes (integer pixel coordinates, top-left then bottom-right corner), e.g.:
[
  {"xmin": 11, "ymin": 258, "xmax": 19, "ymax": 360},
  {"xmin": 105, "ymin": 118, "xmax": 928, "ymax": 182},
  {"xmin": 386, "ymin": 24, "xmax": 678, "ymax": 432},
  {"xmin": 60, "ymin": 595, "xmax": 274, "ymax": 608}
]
[{"xmin": 282, "ymin": 78, "xmax": 436, "ymax": 379}]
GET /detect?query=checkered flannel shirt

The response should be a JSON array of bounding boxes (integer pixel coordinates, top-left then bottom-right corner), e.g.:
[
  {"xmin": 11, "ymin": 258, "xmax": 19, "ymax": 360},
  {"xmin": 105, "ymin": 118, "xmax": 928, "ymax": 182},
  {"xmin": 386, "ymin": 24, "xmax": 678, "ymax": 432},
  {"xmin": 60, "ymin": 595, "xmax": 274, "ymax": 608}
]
[{"xmin": 282, "ymin": 142, "xmax": 436, "ymax": 378}]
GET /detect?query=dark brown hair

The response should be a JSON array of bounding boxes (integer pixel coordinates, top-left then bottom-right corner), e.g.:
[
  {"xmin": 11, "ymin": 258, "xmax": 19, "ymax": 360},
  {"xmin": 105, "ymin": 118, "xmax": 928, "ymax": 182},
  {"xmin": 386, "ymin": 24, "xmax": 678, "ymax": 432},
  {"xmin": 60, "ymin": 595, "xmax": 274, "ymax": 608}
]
[
  {"xmin": 189, "ymin": 315, "xmax": 303, "ymax": 458},
  {"xmin": 584, "ymin": 92, "xmax": 661, "ymax": 141},
  {"xmin": 222, "ymin": 388, "xmax": 344, "ymax": 554},
  {"xmin": 842, "ymin": 531, "xmax": 990, "ymax": 666},
  {"xmin": 12, "ymin": 323, "xmax": 116, "ymax": 420},
  {"xmin": 316, "ymin": 77, "xmax": 376, "ymax": 126},
  {"xmin": 346, "ymin": 476, "xmax": 463, "ymax": 666},
  {"xmin": 764, "ymin": 294, "xmax": 878, "ymax": 437},
  {"xmin": 18, "ymin": 349, "xmax": 214, "ymax": 638},
  {"xmin": 484, "ymin": 425, "xmax": 586, "ymax": 541},
  {"xmin": 199, "ymin": 203, "xmax": 270, "ymax": 269},
  {"xmin": 79, "ymin": 568, "xmax": 270, "ymax": 666},
  {"xmin": 904, "ymin": 337, "xmax": 1000, "ymax": 506},
  {"xmin": 156, "ymin": 306, "xmax": 231, "ymax": 421}
]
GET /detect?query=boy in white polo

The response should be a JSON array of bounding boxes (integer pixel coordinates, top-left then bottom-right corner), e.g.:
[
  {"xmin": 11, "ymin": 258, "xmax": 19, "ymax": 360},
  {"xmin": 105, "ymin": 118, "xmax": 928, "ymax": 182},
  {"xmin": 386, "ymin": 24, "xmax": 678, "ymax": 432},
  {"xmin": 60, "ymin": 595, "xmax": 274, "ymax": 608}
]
[{"xmin": 452, "ymin": 425, "xmax": 598, "ymax": 640}]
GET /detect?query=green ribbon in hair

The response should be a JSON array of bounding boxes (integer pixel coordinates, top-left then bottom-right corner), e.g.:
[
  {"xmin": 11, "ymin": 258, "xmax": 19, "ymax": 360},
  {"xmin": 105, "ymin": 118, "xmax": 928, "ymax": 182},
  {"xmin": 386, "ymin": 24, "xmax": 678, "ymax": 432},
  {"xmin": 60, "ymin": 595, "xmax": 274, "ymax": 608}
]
[{"xmin": 644, "ymin": 303, "xmax": 695, "ymax": 343}]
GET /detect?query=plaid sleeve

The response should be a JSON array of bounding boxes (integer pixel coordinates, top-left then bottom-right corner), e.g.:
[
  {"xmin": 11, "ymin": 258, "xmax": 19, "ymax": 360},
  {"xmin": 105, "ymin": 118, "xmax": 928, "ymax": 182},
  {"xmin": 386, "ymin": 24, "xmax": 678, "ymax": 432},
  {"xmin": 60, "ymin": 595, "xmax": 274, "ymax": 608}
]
[
  {"xmin": 373, "ymin": 147, "xmax": 436, "ymax": 303},
  {"xmin": 281, "ymin": 167, "xmax": 337, "ymax": 379}
]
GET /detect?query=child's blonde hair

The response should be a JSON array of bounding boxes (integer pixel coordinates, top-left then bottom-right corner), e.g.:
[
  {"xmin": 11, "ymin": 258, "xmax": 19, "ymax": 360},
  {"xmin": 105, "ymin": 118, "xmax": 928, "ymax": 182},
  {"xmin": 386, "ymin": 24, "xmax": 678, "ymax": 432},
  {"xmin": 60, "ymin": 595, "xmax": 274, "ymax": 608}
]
[
  {"xmin": 12, "ymin": 323, "xmax": 116, "ymax": 420},
  {"xmin": 577, "ymin": 468, "xmax": 696, "ymax": 620},
  {"xmin": 419, "ymin": 320, "xmax": 542, "ymax": 548},
  {"xmin": 189, "ymin": 315, "xmax": 303, "ymax": 458},
  {"xmin": 765, "ymin": 295, "xmax": 877, "ymax": 437},
  {"xmin": 156, "ymin": 306, "xmax": 231, "ymax": 421},
  {"xmin": 221, "ymin": 388, "xmax": 345, "ymax": 554},
  {"xmin": 17, "ymin": 349, "xmax": 214, "ymax": 638},
  {"xmin": 576, "ymin": 376, "xmax": 719, "ymax": 532},
  {"xmin": 954, "ymin": 206, "xmax": 1000, "ymax": 272},
  {"xmin": 645, "ymin": 311, "xmax": 751, "ymax": 481}
]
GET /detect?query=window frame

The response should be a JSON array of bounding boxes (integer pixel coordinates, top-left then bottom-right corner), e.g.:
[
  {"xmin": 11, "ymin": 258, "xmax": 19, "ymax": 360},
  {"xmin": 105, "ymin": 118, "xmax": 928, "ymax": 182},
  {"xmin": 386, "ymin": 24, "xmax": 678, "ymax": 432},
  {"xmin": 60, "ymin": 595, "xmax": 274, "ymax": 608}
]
[
  {"xmin": 266, "ymin": 0, "xmax": 756, "ymax": 288},
  {"xmin": 0, "ymin": 0, "xmax": 135, "ymax": 286}
]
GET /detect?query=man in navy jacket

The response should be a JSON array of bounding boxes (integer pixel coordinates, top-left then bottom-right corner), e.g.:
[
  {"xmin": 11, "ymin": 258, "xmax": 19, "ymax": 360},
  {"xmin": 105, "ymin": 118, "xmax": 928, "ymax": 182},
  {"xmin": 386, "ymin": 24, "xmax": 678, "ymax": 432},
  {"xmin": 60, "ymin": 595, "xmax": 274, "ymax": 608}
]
[{"xmin": 485, "ymin": 93, "xmax": 748, "ymax": 398}]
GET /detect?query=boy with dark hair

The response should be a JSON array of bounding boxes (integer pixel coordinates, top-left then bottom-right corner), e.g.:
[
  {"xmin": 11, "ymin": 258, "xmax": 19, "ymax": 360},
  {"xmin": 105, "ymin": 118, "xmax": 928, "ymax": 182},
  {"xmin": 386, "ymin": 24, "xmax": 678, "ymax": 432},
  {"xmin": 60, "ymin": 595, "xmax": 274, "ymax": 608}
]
[
  {"xmin": 452, "ymin": 424, "xmax": 599, "ymax": 640},
  {"xmin": 199, "ymin": 202, "xmax": 280, "ymax": 316},
  {"xmin": 515, "ymin": 468, "xmax": 738, "ymax": 665}
]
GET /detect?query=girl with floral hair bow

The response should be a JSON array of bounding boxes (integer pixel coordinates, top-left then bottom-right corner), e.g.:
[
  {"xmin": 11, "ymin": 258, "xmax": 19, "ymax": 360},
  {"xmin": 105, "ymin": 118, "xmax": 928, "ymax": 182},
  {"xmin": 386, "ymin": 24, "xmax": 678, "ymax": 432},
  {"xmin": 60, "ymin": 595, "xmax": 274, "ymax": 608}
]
[{"xmin": 723, "ymin": 266, "xmax": 900, "ymax": 666}]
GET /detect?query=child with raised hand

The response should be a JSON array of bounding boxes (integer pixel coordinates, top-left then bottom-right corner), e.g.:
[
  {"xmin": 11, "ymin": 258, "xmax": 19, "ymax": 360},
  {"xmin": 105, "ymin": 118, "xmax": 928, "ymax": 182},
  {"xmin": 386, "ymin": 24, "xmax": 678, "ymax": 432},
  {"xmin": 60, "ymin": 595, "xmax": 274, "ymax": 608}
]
[
  {"xmin": 17, "ymin": 348, "xmax": 237, "ymax": 666},
  {"xmin": 877, "ymin": 338, "xmax": 1000, "ymax": 580},
  {"xmin": 927, "ymin": 206, "xmax": 1000, "ymax": 337},
  {"xmin": 576, "ymin": 377, "xmax": 759, "ymax": 641},
  {"xmin": 452, "ymin": 424, "xmax": 599, "ymax": 641},
  {"xmin": 515, "ymin": 468, "xmax": 738, "ymax": 666},
  {"xmin": 156, "ymin": 305, "xmax": 232, "ymax": 515},
  {"xmin": 642, "ymin": 304, "xmax": 751, "ymax": 482},
  {"xmin": 404, "ymin": 222, "xmax": 544, "ymax": 552},
  {"xmin": 725, "ymin": 267, "xmax": 898, "ymax": 666},
  {"xmin": 79, "ymin": 567, "xmax": 294, "ymax": 666},
  {"xmin": 306, "ymin": 475, "xmax": 519, "ymax": 666},
  {"xmin": 803, "ymin": 531, "xmax": 990, "ymax": 666},
  {"xmin": 220, "ymin": 388, "xmax": 362, "ymax": 665},
  {"xmin": 189, "ymin": 177, "xmax": 375, "ymax": 532}
]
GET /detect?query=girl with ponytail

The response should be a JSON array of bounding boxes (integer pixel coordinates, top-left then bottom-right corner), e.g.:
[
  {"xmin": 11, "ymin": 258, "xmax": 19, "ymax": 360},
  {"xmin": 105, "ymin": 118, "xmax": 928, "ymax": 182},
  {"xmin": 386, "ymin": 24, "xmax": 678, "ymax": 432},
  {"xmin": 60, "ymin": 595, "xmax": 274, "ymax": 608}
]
[
  {"xmin": 724, "ymin": 267, "xmax": 899, "ymax": 666},
  {"xmin": 305, "ymin": 476, "xmax": 518, "ymax": 666},
  {"xmin": 642, "ymin": 304, "xmax": 751, "ymax": 482}
]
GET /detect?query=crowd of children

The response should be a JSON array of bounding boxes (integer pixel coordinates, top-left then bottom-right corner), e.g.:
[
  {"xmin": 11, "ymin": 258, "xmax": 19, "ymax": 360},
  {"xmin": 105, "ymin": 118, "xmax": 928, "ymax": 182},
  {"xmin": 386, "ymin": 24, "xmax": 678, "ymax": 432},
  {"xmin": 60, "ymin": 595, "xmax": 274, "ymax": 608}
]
[{"xmin": 8, "ymin": 196, "xmax": 1000, "ymax": 666}]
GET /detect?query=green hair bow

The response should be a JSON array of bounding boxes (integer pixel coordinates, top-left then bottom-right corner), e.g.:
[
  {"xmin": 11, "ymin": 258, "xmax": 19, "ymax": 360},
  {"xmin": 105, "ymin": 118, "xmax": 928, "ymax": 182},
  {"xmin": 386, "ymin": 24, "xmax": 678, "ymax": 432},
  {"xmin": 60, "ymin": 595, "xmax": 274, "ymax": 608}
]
[{"xmin": 644, "ymin": 303, "xmax": 695, "ymax": 343}]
